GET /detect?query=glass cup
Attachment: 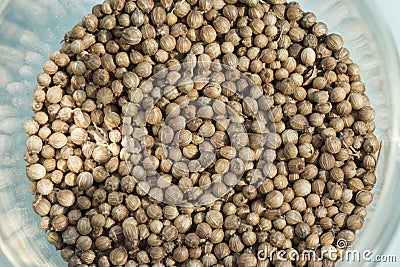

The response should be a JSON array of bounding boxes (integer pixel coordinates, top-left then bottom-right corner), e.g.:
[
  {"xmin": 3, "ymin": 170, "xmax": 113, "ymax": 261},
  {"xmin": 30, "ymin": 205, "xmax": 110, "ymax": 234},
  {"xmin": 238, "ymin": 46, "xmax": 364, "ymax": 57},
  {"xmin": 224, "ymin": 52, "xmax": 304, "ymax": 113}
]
[{"xmin": 0, "ymin": 0, "xmax": 399, "ymax": 266}]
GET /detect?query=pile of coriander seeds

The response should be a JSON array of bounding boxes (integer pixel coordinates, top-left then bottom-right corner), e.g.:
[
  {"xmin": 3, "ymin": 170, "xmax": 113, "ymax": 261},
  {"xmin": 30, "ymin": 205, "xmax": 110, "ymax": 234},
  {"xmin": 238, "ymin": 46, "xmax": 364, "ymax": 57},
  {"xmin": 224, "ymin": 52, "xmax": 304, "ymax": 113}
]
[{"xmin": 24, "ymin": 0, "xmax": 380, "ymax": 266}]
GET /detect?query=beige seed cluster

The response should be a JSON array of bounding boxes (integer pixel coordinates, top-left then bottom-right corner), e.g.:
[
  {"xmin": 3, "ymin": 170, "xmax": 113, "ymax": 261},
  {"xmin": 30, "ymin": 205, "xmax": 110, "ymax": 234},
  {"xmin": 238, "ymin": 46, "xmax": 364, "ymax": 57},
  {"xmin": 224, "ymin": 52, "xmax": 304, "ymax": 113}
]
[{"xmin": 24, "ymin": 0, "xmax": 379, "ymax": 266}]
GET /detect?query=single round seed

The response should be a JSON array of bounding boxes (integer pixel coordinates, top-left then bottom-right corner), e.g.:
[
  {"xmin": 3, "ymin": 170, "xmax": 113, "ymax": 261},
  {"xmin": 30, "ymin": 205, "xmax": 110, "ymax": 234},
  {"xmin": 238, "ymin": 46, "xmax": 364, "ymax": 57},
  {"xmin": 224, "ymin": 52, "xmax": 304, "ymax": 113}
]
[
  {"xmin": 57, "ymin": 190, "xmax": 75, "ymax": 207},
  {"xmin": 27, "ymin": 164, "xmax": 46, "ymax": 180},
  {"xmin": 265, "ymin": 190, "xmax": 284, "ymax": 208},
  {"xmin": 301, "ymin": 48, "xmax": 316, "ymax": 66}
]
